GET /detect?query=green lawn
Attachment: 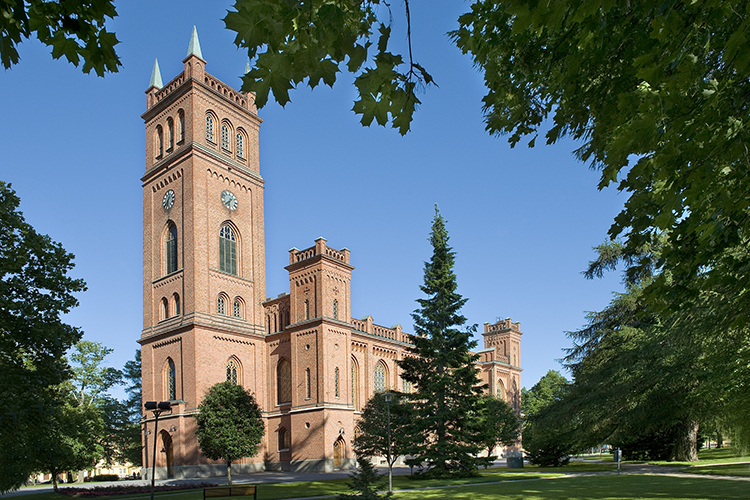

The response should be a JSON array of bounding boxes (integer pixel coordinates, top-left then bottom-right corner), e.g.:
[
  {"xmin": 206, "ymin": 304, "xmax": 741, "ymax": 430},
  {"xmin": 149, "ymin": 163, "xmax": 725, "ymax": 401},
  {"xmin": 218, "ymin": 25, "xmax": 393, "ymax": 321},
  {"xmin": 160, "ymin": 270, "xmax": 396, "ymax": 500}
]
[
  {"xmin": 683, "ymin": 463, "xmax": 750, "ymax": 477},
  {"xmin": 12, "ymin": 455, "xmax": 749, "ymax": 500},
  {"xmin": 646, "ymin": 446, "xmax": 750, "ymax": 467},
  {"xmin": 391, "ymin": 475, "xmax": 750, "ymax": 500}
]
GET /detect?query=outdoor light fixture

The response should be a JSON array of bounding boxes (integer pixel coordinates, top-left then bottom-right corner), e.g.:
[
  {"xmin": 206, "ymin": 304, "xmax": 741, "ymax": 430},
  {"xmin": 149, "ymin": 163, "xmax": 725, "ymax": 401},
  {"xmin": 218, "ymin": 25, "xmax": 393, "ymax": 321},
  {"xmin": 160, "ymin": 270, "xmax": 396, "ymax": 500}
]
[{"xmin": 145, "ymin": 401, "xmax": 173, "ymax": 500}]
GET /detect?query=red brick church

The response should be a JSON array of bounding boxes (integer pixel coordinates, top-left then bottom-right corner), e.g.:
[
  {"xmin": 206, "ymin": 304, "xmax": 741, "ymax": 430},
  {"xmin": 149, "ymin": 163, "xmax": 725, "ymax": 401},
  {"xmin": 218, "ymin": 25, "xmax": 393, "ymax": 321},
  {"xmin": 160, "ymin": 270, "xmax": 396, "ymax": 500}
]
[{"xmin": 139, "ymin": 28, "xmax": 523, "ymax": 479}]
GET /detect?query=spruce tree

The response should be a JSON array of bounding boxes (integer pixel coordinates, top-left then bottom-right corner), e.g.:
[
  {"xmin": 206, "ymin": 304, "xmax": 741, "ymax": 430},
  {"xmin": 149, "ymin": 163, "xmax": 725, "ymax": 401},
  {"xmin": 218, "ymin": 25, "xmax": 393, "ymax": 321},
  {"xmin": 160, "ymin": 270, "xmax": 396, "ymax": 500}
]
[{"xmin": 399, "ymin": 207, "xmax": 486, "ymax": 477}]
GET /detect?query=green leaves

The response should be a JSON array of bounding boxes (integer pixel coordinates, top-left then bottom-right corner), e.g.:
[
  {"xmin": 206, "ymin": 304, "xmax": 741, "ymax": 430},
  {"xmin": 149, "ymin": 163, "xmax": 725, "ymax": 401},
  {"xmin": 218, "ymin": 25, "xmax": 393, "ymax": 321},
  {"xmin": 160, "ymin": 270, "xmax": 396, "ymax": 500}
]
[
  {"xmin": 1, "ymin": 0, "xmax": 120, "ymax": 75},
  {"xmin": 226, "ymin": 0, "xmax": 434, "ymax": 134},
  {"xmin": 453, "ymin": 0, "xmax": 750, "ymax": 331},
  {"xmin": 195, "ymin": 382, "xmax": 264, "ymax": 484},
  {"xmin": 0, "ymin": 181, "xmax": 87, "ymax": 493}
]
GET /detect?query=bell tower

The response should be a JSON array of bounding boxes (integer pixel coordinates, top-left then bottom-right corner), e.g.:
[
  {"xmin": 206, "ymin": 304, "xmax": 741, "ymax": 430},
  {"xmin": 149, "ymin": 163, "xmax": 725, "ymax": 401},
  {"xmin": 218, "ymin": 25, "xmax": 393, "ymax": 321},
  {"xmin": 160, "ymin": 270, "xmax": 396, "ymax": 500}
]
[{"xmin": 139, "ymin": 27, "xmax": 267, "ymax": 479}]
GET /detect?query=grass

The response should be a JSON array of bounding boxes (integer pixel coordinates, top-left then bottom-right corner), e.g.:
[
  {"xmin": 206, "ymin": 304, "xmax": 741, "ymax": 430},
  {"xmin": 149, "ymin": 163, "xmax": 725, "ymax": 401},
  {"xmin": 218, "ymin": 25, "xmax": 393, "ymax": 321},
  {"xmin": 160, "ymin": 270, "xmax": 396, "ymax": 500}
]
[
  {"xmin": 682, "ymin": 463, "xmax": 750, "ymax": 477},
  {"xmin": 12, "ymin": 454, "xmax": 749, "ymax": 500},
  {"xmin": 391, "ymin": 475, "xmax": 750, "ymax": 500},
  {"xmin": 645, "ymin": 446, "xmax": 750, "ymax": 467}
]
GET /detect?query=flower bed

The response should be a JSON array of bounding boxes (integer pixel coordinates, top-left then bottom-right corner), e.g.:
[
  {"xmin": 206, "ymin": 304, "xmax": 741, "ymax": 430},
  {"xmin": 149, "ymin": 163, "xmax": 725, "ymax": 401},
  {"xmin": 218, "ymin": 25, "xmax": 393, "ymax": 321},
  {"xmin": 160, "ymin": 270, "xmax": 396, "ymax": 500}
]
[{"xmin": 58, "ymin": 483, "xmax": 217, "ymax": 497}]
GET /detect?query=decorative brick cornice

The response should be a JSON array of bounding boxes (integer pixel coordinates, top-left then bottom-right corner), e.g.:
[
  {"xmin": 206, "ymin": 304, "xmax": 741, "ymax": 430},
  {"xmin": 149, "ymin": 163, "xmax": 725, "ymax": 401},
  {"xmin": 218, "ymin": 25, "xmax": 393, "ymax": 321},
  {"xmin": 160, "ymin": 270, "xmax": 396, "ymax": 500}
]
[
  {"xmin": 372, "ymin": 344, "xmax": 397, "ymax": 358},
  {"xmin": 153, "ymin": 271, "xmax": 183, "ymax": 288},
  {"xmin": 153, "ymin": 336, "xmax": 182, "ymax": 349},
  {"xmin": 213, "ymin": 335, "xmax": 254, "ymax": 346}
]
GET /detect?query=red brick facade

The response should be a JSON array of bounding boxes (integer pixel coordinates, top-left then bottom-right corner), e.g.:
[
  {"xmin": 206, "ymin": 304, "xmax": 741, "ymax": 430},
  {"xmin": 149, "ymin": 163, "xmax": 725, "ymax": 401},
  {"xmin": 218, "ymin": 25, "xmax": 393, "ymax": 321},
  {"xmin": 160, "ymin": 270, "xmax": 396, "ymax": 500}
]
[{"xmin": 139, "ymin": 34, "xmax": 522, "ymax": 479}]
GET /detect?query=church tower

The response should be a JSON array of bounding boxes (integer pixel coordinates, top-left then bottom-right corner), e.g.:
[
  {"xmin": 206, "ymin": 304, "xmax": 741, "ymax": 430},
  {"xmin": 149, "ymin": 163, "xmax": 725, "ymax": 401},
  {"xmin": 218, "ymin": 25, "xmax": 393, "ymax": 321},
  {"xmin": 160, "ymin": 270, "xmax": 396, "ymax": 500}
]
[{"xmin": 139, "ymin": 28, "xmax": 267, "ymax": 478}]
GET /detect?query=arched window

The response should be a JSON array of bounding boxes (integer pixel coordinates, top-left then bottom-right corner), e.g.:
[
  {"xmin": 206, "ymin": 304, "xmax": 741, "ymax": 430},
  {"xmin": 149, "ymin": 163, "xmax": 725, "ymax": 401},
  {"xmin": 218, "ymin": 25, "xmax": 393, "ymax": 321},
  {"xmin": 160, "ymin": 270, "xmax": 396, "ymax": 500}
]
[
  {"xmin": 333, "ymin": 299, "xmax": 338, "ymax": 320},
  {"xmin": 226, "ymin": 358, "xmax": 239, "ymax": 385},
  {"xmin": 155, "ymin": 125, "xmax": 163, "ymax": 158},
  {"xmin": 402, "ymin": 379, "xmax": 413, "ymax": 393},
  {"xmin": 497, "ymin": 379, "xmax": 506, "ymax": 401},
  {"xmin": 218, "ymin": 295, "xmax": 226, "ymax": 315},
  {"xmin": 167, "ymin": 118, "xmax": 174, "ymax": 150},
  {"xmin": 206, "ymin": 114, "xmax": 215, "ymax": 142},
  {"xmin": 161, "ymin": 297, "xmax": 169, "ymax": 320},
  {"xmin": 304, "ymin": 299, "xmax": 310, "ymax": 320},
  {"xmin": 236, "ymin": 131, "xmax": 245, "ymax": 159},
  {"xmin": 233, "ymin": 299, "xmax": 242, "ymax": 318},
  {"xmin": 277, "ymin": 358, "xmax": 291, "ymax": 404},
  {"xmin": 166, "ymin": 358, "xmax": 176, "ymax": 401},
  {"xmin": 178, "ymin": 110, "xmax": 185, "ymax": 143},
  {"xmin": 351, "ymin": 358, "xmax": 359, "ymax": 410},
  {"xmin": 305, "ymin": 368, "xmax": 311, "ymax": 399},
  {"xmin": 334, "ymin": 367, "xmax": 340, "ymax": 398},
  {"xmin": 219, "ymin": 225, "xmax": 237, "ymax": 275},
  {"xmin": 221, "ymin": 123, "xmax": 230, "ymax": 150},
  {"xmin": 373, "ymin": 362, "xmax": 387, "ymax": 393},
  {"xmin": 278, "ymin": 428, "xmax": 289, "ymax": 451},
  {"xmin": 172, "ymin": 293, "xmax": 180, "ymax": 316},
  {"xmin": 166, "ymin": 223, "xmax": 177, "ymax": 274}
]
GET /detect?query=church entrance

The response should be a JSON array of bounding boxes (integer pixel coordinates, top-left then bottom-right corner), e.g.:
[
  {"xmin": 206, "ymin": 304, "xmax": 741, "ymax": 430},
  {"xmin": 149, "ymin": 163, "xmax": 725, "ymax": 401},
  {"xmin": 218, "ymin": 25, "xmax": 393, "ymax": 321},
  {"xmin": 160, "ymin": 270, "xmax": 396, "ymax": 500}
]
[
  {"xmin": 333, "ymin": 437, "xmax": 345, "ymax": 469},
  {"xmin": 160, "ymin": 431, "xmax": 174, "ymax": 478}
]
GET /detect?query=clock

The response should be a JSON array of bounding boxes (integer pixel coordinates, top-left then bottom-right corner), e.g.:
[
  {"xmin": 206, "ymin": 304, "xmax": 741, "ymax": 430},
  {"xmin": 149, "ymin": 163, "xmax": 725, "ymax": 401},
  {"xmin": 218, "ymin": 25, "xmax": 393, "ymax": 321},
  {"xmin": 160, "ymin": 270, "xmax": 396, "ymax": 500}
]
[
  {"xmin": 221, "ymin": 190, "xmax": 238, "ymax": 211},
  {"xmin": 162, "ymin": 189, "xmax": 175, "ymax": 211}
]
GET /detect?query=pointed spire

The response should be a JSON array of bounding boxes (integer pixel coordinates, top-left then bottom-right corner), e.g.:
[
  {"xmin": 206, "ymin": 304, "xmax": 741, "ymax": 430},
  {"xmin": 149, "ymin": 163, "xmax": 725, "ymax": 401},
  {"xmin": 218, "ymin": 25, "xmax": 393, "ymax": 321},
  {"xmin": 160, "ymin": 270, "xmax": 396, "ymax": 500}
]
[
  {"xmin": 245, "ymin": 60, "xmax": 251, "ymax": 74},
  {"xmin": 187, "ymin": 26, "xmax": 203, "ymax": 60},
  {"xmin": 149, "ymin": 58, "xmax": 163, "ymax": 89}
]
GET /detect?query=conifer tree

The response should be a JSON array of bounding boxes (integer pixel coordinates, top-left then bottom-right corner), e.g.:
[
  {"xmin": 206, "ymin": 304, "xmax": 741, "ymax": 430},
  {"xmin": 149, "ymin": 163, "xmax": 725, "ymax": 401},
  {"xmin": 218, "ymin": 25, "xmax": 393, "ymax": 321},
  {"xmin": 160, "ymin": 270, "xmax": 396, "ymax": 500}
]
[
  {"xmin": 399, "ymin": 207, "xmax": 486, "ymax": 477},
  {"xmin": 337, "ymin": 457, "xmax": 391, "ymax": 500}
]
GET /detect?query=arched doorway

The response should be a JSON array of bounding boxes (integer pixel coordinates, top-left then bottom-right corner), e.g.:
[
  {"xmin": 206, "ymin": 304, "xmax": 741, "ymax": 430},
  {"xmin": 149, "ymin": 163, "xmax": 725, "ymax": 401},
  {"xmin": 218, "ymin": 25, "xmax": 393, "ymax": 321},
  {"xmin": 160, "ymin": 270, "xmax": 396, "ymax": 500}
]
[
  {"xmin": 160, "ymin": 430, "xmax": 174, "ymax": 478},
  {"xmin": 333, "ymin": 437, "xmax": 346, "ymax": 469}
]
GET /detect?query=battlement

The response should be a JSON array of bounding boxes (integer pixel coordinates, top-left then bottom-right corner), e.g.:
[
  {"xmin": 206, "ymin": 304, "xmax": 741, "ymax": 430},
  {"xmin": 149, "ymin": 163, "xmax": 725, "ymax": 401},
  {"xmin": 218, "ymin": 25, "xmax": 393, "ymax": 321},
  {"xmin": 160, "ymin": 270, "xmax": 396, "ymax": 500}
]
[
  {"xmin": 289, "ymin": 237, "xmax": 351, "ymax": 265},
  {"xmin": 351, "ymin": 316, "xmax": 413, "ymax": 344},
  {"xmin": 483, "ymin": 318, "xmax": 522, "ymax": 335}
]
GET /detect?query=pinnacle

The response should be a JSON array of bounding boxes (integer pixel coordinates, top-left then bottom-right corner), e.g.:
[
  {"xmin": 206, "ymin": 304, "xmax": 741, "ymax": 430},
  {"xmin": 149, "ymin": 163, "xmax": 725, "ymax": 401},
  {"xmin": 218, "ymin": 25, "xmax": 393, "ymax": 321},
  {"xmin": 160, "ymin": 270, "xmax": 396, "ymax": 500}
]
[
  {"xmin": 187, "ymin": 25, "xmax": 203, "ymax": 60},
  {"xmin": 149, "ymin": 58, "xmax": 163, "ymax": 89}
]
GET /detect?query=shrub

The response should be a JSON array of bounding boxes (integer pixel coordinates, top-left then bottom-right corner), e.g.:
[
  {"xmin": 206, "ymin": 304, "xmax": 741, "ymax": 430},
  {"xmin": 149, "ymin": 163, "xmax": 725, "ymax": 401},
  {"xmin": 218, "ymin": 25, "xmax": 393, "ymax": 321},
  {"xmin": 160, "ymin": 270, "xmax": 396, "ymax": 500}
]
[{"xmin": 90, "ymin": 475, "xmax": 119, "ymax": 482}]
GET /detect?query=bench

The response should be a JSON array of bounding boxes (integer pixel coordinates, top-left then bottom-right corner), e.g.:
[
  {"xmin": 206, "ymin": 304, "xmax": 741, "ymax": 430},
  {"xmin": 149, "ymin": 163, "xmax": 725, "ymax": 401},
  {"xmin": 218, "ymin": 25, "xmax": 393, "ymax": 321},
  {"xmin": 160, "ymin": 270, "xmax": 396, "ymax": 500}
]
[{"xmin": 203, "ymin": 485, "xmax": 257, "ymax": 500}]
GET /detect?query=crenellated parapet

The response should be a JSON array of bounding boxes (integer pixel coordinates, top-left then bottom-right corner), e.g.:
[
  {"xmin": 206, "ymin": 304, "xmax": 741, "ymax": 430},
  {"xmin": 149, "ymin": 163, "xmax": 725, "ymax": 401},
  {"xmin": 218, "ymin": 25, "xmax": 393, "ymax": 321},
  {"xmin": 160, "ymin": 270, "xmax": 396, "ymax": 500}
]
[{"xmin": 289, "ymin": 237, "xmax": 351, "ymax": 265}]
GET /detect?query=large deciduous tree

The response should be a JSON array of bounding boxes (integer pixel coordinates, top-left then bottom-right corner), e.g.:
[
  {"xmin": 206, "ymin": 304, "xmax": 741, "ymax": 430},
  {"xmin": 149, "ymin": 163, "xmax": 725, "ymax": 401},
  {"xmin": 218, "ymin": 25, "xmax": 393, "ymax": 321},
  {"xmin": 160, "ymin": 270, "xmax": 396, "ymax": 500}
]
[
  {"xmin": 226, "ymin": 1, "xmax": 750, "ymax": 381},
  {"xmin": 398, "ymin": 208, "xmax": 486, "ymax": 477},
  {"xmin": 38, "ymin": 341, "xmax": 122, "ymax": 489},
  {"xmin": 195, "ymin": 382, "xmax": 264, "ymax": 485},
  {"xmin": 0, "ymin": 181, "xmax": 86, "ymax": 493},
  {"xmin": 520, "ymin": 371, "xmax": 573, "ymax": 467},
  {"xmin": 451, "ymin": 1, "xmax": 750, "ymax": 335},
  {"xmin": 224, "ymin": 0, "xmax": 434, "ymax": 135},
  {"xmin": 0, "ymin": 0, "xmax": 120, "ymax": 75},
  {"xmin": 476, "ymin": 396, "xmax": 520, "ymax": 461},
  {"xmin": 353, "ymin": 392, "xmax": 411, "ymax": 486}
]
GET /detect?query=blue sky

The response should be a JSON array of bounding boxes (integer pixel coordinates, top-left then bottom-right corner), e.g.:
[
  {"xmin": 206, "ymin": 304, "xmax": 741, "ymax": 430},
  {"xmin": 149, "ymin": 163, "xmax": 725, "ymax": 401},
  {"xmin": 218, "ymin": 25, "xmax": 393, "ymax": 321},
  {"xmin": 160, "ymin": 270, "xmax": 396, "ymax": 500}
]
[{"xmin": 0, "ymin": 1, "xmax": 626, "ymax": 396}]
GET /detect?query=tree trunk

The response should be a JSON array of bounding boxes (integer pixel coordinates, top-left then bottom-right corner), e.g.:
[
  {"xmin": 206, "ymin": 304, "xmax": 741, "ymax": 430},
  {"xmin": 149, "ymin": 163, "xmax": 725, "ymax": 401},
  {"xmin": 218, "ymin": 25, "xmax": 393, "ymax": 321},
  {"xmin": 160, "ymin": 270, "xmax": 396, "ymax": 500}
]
[
  {"xmin": 51, "ymin": 467, "xmax": 59, "ymax": 493},
  {"xmin": 717, "ymin": 431, "xmax": 723, "ymax": 448},
  {"xmin": 227, "ymin": 461, "xmax": 232, "ymax": 485},
  {"xmin": 673, "ymin": 420, "xmax": 699, "ymax": 462}
]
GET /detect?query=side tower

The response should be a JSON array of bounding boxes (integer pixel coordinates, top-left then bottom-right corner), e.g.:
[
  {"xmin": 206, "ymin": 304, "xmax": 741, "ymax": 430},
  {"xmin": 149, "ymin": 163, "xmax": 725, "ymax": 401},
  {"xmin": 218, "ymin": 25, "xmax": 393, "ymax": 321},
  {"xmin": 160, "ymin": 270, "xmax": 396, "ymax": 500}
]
[
  {"xmin": 478, "ymin": 318, "xmax": 523, "ymax": 412},
  {"xmin": 263, "ymin": 238, "xmax": 356, "ymax": 472},
  {"xmin": 139, "ymin": 28, "xmax": 267, "ymax": 479}
]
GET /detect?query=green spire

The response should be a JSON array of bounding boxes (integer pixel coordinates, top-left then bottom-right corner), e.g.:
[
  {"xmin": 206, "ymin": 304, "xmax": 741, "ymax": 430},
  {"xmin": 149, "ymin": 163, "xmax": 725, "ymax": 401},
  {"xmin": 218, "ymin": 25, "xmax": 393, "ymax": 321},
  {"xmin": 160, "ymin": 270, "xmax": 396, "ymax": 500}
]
[
  {"xmin": 245, "ymin": 59, "xmax": 250, "ymax": 74},
  {"xmin": 149, "ymin": 58, "xmax": 163, "ymax": 89},
  {"xmin": 187, "ymin": 25, "xmax": 203, "ymax": 60}
]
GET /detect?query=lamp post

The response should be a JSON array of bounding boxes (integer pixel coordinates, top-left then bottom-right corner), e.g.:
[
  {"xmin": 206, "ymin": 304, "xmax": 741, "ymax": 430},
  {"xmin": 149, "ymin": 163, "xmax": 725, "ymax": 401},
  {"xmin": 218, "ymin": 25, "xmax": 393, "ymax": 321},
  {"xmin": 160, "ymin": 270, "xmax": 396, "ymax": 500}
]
[
  {"xmin": 145, "ymin": 401, "xmax": 173, "ymax": 500},
  {"xmin": 384, "ymin": 392, "xmax": 393, "ymax": 493}
]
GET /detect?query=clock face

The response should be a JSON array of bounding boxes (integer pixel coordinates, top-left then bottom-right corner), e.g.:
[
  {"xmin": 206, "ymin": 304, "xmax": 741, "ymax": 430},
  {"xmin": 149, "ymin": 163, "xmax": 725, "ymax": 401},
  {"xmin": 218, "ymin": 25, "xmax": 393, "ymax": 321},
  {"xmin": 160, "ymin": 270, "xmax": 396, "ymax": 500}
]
[
  {"xmin": 221, "ymin": 190, "xmax": 238, "ymax": 211},
  {"xmin": 162, "ymin": 189, "xmax": 175, "ymax": 211}
]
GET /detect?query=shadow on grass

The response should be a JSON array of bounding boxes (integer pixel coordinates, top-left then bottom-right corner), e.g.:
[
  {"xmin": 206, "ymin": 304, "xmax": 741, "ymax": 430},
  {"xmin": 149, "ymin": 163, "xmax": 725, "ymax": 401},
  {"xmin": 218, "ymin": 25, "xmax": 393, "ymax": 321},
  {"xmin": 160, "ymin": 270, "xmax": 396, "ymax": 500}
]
[{"xmin": 392, "ymin": 475, "xmax": 750, "ymax": 500}]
